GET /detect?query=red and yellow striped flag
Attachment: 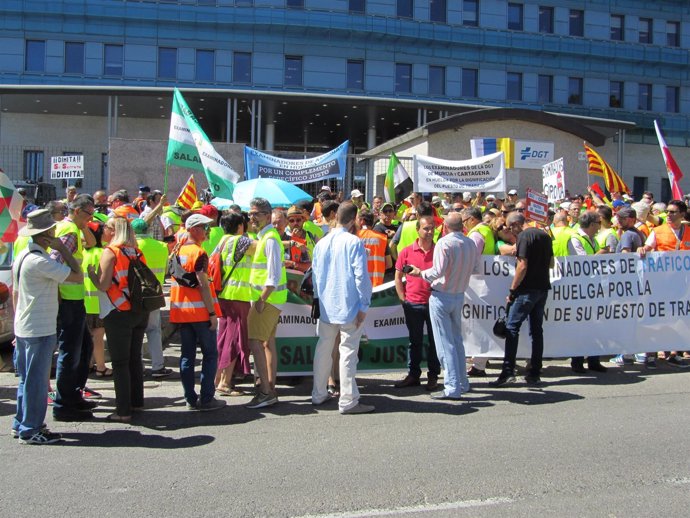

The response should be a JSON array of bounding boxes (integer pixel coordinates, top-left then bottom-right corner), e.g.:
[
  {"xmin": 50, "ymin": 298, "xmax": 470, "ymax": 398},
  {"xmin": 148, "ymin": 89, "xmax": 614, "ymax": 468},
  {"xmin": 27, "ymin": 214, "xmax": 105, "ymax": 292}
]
[
  {"xmin": 176, "ymin": 174, "xmax": 197, "ymax": 210},
  {"xmin": 584, "ymin": 143, "xmax": 630, "ymax": 194}
]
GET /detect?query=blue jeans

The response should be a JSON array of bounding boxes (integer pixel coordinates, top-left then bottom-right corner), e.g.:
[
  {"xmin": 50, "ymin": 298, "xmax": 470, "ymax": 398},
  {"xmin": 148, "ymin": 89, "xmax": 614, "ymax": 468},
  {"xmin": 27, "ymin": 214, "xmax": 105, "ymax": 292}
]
[
  {"xmin": 179, "ymin": 322, "xmax": 218, "ymax": 405},
  {"xmin": 501, "ymin": 290, "xmax": 548, "ymax": 377},
  {"xmin": 402, "ymin": 301, "xmax": 440, "ymax": 378},
  {"xmin": 54, "ymin": 299, "xmax": 93, "ymax": 410},
  {"xmin": 14, "ymin": 335, "xmax": 57, "ymax": 438},
  {"xmin": 428, "ymin": 291, "xmax": 469, "ymax": 398}
]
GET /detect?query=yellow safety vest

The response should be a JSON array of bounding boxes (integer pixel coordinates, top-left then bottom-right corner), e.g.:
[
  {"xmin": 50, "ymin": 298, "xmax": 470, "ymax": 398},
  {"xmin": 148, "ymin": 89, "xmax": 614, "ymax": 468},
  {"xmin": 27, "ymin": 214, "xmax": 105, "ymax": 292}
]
[
  {"xmin": 137, "ymin": 236, "xmax": 168, "ymax": 285},
  {"xmin": 55, "ymin": 220, "xmax": 84, "ymax": 300},
  {"xmin": 202, "ymin": 226, "xmax": 225, "ymax": 256},
  {"xmin": 249, "ymin": 227, "xmax": 287, "ymax": 305},
  {"xmin": 468, "ymin": 223, "xmax": 496, "ymax": 255},
  {"xmin": 218, "ymin": 236, "xmax": 253, "ymax": 302},
  {"xmin": 82, "ymin": 247, "xmax": 103, "ymax": 315}
]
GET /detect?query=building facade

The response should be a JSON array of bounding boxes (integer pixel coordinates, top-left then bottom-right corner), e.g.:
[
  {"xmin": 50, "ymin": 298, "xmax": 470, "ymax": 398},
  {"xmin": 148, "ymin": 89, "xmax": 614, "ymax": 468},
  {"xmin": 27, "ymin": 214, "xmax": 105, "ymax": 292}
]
[{"xmin": 0, "ymin": 0, "xmax": 688, "ymax": 199}]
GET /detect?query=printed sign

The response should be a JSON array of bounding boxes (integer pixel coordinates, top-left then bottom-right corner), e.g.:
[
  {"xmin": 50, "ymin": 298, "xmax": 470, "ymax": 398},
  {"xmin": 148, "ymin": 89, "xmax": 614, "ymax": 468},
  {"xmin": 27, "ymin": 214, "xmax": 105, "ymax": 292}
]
[
  {"xmin": 524, "ymin": 188, "xmax": 549, "ymax": 224},
  {"xmin": 514, "ymin": 140, "xmax": 555, "ymax": 169},
  {"xmin": 51, "ymin": 155, "xmax": 84, "ymax": 179},
  {"xmin": 413, "ymin": 152, "xmax": 506, "ymax": 193},
  {"xmin": 542, "ymin": 157, "xmax": 566, "ymax": 203}
]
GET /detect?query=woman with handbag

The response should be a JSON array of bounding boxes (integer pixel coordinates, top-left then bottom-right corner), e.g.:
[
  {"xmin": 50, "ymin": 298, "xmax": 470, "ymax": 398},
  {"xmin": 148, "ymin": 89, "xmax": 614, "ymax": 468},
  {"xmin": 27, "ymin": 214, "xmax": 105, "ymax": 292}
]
[{"xmin": 87, "ymin": 217, "xmax": 150, "ymax": 422}]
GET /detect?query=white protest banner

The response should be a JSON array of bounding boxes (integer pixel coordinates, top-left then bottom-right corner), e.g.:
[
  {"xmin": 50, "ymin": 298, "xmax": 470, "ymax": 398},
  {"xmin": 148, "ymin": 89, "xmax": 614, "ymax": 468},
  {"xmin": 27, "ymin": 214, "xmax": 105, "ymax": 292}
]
[
  {"xmin": 51, "ymin": 155, "xmax": 84, "ymax": 180},
  {"xmin": 542, "ymin": 157, "xmax": 566, "ymax": 203},
  {"xmin": 413, "ymin": 152, "xmax": 505, "ymax": 193},
  {"xmin": 525, "ymin": 188, "xmax": 549, "ymax": 224}
]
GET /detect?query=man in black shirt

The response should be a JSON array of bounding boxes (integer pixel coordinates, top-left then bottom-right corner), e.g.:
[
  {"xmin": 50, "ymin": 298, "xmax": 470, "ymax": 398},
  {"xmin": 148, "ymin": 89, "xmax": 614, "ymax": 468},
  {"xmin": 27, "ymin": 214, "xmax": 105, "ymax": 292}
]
[
  {"xmin": 490, "ymin": 212, "xmax": 554, "ymax": 387},
  {"xmin": 373, "ymin": 202, "xmax": 399, "ymax": 239}
]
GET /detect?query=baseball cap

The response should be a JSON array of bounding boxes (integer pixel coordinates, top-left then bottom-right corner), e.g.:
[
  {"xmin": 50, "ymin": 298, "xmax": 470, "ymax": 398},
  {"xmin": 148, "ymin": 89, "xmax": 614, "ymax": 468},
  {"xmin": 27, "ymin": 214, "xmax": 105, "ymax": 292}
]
[
  {"xmin": 462, "ymin": 192, "xmax": 472, "ymax": 201},
  {"xmin": 320, "ymin": 185, "xmax": 331, "ymax": 192},
  {"xmin": 431, "ymin": 196, "xmax": 442, "ymax": 205},
  {"xmin": 508, "ymin": 189, "xmax": 518, "ymax": 196},
  {"xmin": 198, "ymin": 204, "xmax": 219, "ymax": 220},
  {"xmin": 486, "ymin": 194, "xmax": 496, "ymax": 201},
  {"xmin": 612, "ymin": 199, "xmax": 627, "ymax": 209},
  {"xmin": 381, "ymin": 202, "xmax": 394, "ymax": 212},
  {"xmin": 559, "ymin": 201, "xmax": 571, "ymax": 210},
  {"xmin": 185, "ymin": 213, "xmax": 213, "ymax": 230},
  {"xmin": 131, "ymin": 218, "xmax": 149, "ymax": 235},
  {"xmin": 138, "ymin": 185, "xmax": 151, "ymax": 193},
  {"xmin": 287, "ymin": 205, "xmax": 305, "ymax": 218},
  {"xmin": 350, "ymin": 189, "xmax": 364, "ymax": 198}
]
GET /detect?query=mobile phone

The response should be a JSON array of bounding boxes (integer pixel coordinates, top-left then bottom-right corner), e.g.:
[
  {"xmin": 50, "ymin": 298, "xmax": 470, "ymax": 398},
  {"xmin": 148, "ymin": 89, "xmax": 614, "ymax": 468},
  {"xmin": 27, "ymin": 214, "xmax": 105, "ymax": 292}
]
[
  {"xmin": 402, "ymin": 265, "xmax": 413, "ymax": 274},
  {"xmin": 163, "ymin": 235, "xmax": 175, "ymax": 243}
]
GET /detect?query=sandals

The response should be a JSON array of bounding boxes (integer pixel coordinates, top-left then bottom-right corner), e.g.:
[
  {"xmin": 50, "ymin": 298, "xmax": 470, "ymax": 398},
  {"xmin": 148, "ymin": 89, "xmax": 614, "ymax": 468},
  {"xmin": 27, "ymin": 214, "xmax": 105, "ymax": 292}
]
[
  {"xmin": 106, "ymin": 413, "xmax": 131, "ymax": 423},
  {"xmin": 327, "ymin": 384, "xmax": 339, "ymax": 397},
  {"xmin": 217, "ymin": 386, "xmax": 245, "ymax": 397},
  {"xmin": 95, "ymin": 367, "xmax": 113, "ymax": 378}
]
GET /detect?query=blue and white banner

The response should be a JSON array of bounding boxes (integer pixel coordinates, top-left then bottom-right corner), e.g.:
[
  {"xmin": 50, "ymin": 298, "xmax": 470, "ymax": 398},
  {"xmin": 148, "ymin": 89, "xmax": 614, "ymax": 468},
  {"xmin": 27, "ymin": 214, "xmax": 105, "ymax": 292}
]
[
  {"xmin": 244, "ymin": 141, "xmax": 349, "ymax": 184},
  {"xmin": 514, "ymin": 139, "xmax": 555, "ymax": 169}
]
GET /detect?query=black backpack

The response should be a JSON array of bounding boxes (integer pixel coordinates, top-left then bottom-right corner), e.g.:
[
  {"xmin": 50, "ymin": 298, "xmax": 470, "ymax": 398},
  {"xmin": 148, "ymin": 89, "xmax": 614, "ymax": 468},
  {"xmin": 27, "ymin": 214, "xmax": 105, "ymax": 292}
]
[{"xmin": 121, "ymin": 249, "xmax": 166, "ymax": 313}]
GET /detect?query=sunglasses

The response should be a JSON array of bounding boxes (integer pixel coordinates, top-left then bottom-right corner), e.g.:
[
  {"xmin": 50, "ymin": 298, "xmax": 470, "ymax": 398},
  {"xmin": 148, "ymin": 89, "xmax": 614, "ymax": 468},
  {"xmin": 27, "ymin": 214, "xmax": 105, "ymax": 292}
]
[
  {"xmin": 288, "ymin": 218, "xmax": 303, "ymax": 224},
  {"xmin": 248, "ymin": 211, "xmax": 267, "ymax": 218}
]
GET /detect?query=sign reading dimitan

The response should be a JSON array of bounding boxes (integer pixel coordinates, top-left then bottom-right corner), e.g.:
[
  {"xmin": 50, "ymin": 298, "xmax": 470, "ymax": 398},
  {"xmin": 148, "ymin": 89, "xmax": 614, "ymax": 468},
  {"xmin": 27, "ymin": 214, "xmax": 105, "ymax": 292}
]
[
  {"xmin": 542, "ymin": 157, "xmax": 566, "ymax": 203},
  {"xmin": 275, "ymin": 253, "xmax": 690, "ymax": 373},
  {"xmin": 244, "ymin": 141, "xmax": 349, "ymax": 184},
  {"xmin": 413, "ymin": 152, "xmax": 506, "ymax": 193},
  {"xmin": 51, "ymin": 155, "xmax": 84, "ymax": 179}
]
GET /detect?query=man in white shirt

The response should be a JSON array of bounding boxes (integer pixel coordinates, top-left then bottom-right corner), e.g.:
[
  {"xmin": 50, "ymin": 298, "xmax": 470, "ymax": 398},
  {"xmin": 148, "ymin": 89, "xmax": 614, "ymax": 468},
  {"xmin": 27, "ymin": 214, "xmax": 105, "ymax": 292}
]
[{"xmin": 12, "ymin": 209, "xmax": 82, "ymax": 444}]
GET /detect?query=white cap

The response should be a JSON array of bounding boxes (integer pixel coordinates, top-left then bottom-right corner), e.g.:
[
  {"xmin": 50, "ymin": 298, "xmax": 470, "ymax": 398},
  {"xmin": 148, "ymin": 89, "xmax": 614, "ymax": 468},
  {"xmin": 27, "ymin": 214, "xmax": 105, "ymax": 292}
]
[
  {"xmin": 559, "ymin": 201, "xmax": 571, "ymax": 210},
  {"xmin": 508, "ymin": 189, "xmax": 518, "ymax": 196},
  {"xmin": 432, "ymin": 195, "xmax": 442, "ymax": 204},
  {"xmin": 462, "ymin": 191, "xmax": 472, "ymax": 201},
  {"xmin": 350, "ymin": 189, "xmax": 364, "ymax": 198},
  {"xmin": 320, "ymin": 185, "xmax": 331, "ymax": 192},
  {"xmin": 486, "ymin": 194, "xmax": 496, "ymax": 201},
  {"xmin": 185, "ymin": 214, "xmax": 214, "ymax": 230}
]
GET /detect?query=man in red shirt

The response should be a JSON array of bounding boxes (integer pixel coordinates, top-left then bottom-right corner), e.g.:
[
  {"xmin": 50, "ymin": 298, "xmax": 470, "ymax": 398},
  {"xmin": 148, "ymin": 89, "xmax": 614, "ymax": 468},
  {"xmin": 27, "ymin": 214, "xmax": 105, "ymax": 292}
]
[{"xmin": 393, "ymin": 215, "xmax": 440, "ymax": 391}]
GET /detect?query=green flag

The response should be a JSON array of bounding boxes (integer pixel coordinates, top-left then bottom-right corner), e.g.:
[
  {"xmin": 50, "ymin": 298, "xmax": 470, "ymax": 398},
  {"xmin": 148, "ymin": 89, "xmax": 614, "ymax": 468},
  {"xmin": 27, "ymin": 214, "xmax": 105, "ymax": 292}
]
[
  {"xmin": 166, "ymin": 88, "xmax": 238, "ymax": 199},
  {"xmin": 384, "ymin": 152, "xmax": 412, "ymax": 203}
]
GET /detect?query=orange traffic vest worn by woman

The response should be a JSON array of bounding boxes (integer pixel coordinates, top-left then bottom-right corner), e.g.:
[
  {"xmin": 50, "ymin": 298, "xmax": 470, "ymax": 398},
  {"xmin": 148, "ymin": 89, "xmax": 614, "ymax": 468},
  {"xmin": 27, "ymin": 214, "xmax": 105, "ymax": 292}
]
[{"xmin": 105, "ymin": 245, "xmax": 143, "ymax": 311}]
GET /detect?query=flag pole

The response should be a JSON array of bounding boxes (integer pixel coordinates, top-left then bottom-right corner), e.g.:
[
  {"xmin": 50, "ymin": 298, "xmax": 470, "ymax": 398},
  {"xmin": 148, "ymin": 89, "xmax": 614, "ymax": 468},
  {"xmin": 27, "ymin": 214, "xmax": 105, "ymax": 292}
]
[{"xmin": 164, "ymin": 162, "xmax": 169, "ymax": 196}]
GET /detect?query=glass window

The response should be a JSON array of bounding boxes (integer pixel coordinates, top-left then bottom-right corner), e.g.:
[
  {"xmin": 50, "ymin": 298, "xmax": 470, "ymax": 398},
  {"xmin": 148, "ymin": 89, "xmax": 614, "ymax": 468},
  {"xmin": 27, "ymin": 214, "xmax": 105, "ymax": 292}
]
[
  {"xmin": 537, "ymin": 74, "xmax": 552, "ymax": 103},
  {"xmin": 507, "ymin": 72, "xmax": 522, "ymax": 101},
  {"xmin": 611, "ymin": 14, "xmax": 624, "ymax": 41},
  {"xmin": 639, "ymin": 17, "xmax": 652, "ymax": 44},
  {"xmin": 347, "ymin": 60, "xmax": 364, "ymax": 90},
  {"xmin": 285, "ymin": 56, "xmax": 302, "ymax": 86},
  {"xmin": 610, "ymin": 81, "xmax": 623, "ymax": 108},
  {"xmin": 104, "ymin": 44, "xmax": 123, "ymax": 76},
  {"xmin": 25, "ymin": 40, "xmax": 45, "ymax": 72},
  {"xmin": 507, "ymin": 3, "xmax": 523, "ymax": 31},
  {"xmin": 286, "ymin": 0, "xmax": 303, "ymax": 8},
  {"xmin": 24, "ymin": 150, "xmax": 44, "ymax": 182},
  {"xmin": 538, "ymin": 6, "xmax": 553, "ymax": 34},
  {"xmin": 666, "ymin": 86, "xmax": 679, "ymax": 113},
  {"xmin": 233, "ymin": 52, "xmax": 251, "ymax": 83},
  {"xmin": 430, "ymin": 0, "xmax": 446, "ymax": 23},
  {"xmin": 462, "ymin": 68, "xmax": 478, "ymax": 97},
  {"xmin": 64, "ymin": 42, "xmax": 84, "ymax": 74},
  {"xmin": 568, "ymin": 77, "xmax": 583, "ymax": 105},
  {"xmin": 667, "ymin": 21, "xmax": 680, "ymax": 47},
  {"xmin": 569, "ymin": 9, "xmax": 584, "ymax": 37},
  {"xmin": 236, "ymin": 0, "xmax": 253, "ymax": 5},
  {"xmin": 395, "ymin": 63, "xmax": 412, "ymax": 93},
  {"xmin": 349, "ymin": 0, "xmax": 365, "ymax": 14},
  {"xmin": 638, "ymin": 83, "xmax": 652, "ymax": 110},
  {"xmin": 462, "ymin": 0, "xmax": 478, "ymax": 27},
  {"xmin": 397, "ymin": 0, "xmax": 413, "ymax": 18},
  {"xmin": 429, "ymin": 65, "xmax": 445, "ymax": 95},
  {"xmin": 158, "ymin": 47, "xmax": 177, "ymax": 79},
  {"xmin": 196, "ymin": 49, "xmax": 215, "ymax": 82}
]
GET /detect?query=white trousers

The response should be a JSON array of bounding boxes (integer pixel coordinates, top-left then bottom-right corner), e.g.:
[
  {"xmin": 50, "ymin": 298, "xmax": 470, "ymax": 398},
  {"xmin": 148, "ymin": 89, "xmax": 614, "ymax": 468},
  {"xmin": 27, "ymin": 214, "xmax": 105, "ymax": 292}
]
[{"xmin": 311, "ymin": 319, "xmax": 365, "ymax": 412}]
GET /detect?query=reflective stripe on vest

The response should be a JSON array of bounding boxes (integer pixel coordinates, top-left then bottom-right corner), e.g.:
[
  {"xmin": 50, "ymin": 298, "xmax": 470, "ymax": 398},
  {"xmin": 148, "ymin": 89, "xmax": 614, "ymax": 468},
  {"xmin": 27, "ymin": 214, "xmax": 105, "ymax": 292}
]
[
  {"xmin": 55, "ymin": 220, "xmax": 84, "ymax": 300},
  {"xmin": 169, "ymin": 243, "xmax": 221, "ymax": 323},
  {"xmin": 358, "ymin": 228, "xmax": 387, "ymax": 288},
  {"xmin": 104, "ymin": 245, "xmax": 134, "ymax": 311},
  {"xmin": 82, "ymin": 247, "xmax": 103, "ymax": 314},
  {"xmin": 249, "ymin": 227, "xmax": 288, "ymax": 305},
  {"xmin": 219, "ymin": 236, "xmax": 254, "ymax": 302}
]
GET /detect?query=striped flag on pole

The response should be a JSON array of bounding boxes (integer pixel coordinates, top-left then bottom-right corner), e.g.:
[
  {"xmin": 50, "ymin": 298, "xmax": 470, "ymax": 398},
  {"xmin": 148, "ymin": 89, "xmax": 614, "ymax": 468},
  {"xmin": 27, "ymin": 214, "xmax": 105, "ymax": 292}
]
[
  {"xmin": 654, "ymin": 120, "xmax": 684, "ymax": 200},
  {"xmin": 384, "ymin": 152, "xmax": 413, "ymax": 203},
  {"xmin": 166, "ymin": 88, "xmax": 239, "ymax": 200},
  {"xmin": 584, "ymin": 142, "xmax": 630, "ymax": 195},
  {"xmin": 176, "ymin": 174, "xmax": 198, "ymax": 210}
]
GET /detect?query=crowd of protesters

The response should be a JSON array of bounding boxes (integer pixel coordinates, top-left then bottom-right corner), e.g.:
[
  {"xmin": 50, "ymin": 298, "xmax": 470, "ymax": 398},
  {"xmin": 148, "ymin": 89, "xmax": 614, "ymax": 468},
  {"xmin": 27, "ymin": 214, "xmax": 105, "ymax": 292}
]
[{"xmin": 9, "ymin": 181, "xmax": 690, "ymax": 443}]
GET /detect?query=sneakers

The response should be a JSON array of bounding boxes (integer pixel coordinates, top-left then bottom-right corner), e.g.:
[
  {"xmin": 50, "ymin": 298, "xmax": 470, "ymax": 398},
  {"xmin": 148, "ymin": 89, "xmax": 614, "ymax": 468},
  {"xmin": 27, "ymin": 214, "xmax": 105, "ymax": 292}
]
[
  {"xmin": 489, "ymin": 374, "xmax": 516, "ymax": 388},
  {"xmin": 340, "ymin": 403, "xmax": 375, "ymax": 415},
  {"xmin": 246, "ymin": 391, "xmax": 278, "ymax": 409},
  {"xmin": 47, "ymin": 391, "xmax": 56, "ymax": 405},
  {"xmin": 197, "ymin": 398, "xmax": 226, "ymax": 412},
  {"xmin": 82, "ymin": 387, "xmax": 102, "ymax": 398},
  {"xmin": 634, "ymin": 354, "xmax": 648, "ymax": 364},
  {"xmin": 666, "ymin": 356, "xmax": 690, "ymax": 368},
  {"xmin": 186, "ymin": 401, "xmax": 198, "ymax": 410},
  {"xmin": 525, "ymin": 374, "xmax": 543, "ymax": 385},
  {"xmin": 12, "ymin": 423, "xmax": 48, "ymax": 439},
  {"xmin": 610, "ymin": 355, "xmax": 633, "ymax": 365},
  {"xmin": 646, "ymin": 358, "xmax": 657, "ymax": 370},
  {"xmin": 467, "ymin": 366, "xmax": 487, "ymax": 377},
  {"xmin": 151, "ymin": 367, "xmax": 173, "ymax": 379},
  {"xmin": 18, "ymin": 430, "xmax": 62, "ymax": 445},
  {"xmin": 76, "ymin": 398, "xmax": 98, "ymax": 410}
]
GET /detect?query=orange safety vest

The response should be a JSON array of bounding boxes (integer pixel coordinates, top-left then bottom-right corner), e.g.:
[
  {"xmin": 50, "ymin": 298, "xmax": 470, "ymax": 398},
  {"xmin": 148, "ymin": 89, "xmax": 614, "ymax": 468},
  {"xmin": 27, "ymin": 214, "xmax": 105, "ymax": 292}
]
[
  {"xmin": 635, "ymin": 222, "xmax": 650, "ymax": 238},
  {"xmin": 105, "ymin": 245, "xmax": 143, "ymax": 311},
  {"xmin": 114, "ymin": 205, "xmax": 140, "ymax": 221},
  {"xmin": 169, "ymin": 243, "xmax": 221, "ymax": 323},
  {"xmin": 653, "ymin": 223, "xmax": 690, "ymax": 251},
  {"xmin": 358, "ymin": 228, "xmax": 387, "ymax": 287}
]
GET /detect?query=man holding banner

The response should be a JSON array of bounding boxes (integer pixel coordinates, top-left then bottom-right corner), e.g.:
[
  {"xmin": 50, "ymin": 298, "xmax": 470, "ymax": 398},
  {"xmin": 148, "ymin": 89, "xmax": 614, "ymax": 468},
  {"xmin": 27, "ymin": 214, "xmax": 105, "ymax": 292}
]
[{"xmin": 407, "ymin": 212, "xmax": 478, "ymax": 401}]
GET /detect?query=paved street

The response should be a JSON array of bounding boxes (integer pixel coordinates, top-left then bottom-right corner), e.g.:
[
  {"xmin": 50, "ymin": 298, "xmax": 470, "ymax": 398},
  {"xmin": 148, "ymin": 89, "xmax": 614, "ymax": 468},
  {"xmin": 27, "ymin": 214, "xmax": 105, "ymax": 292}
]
[{"xmin": 1, "ymin": 349, "xmax": 689, "ymax": 517}]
